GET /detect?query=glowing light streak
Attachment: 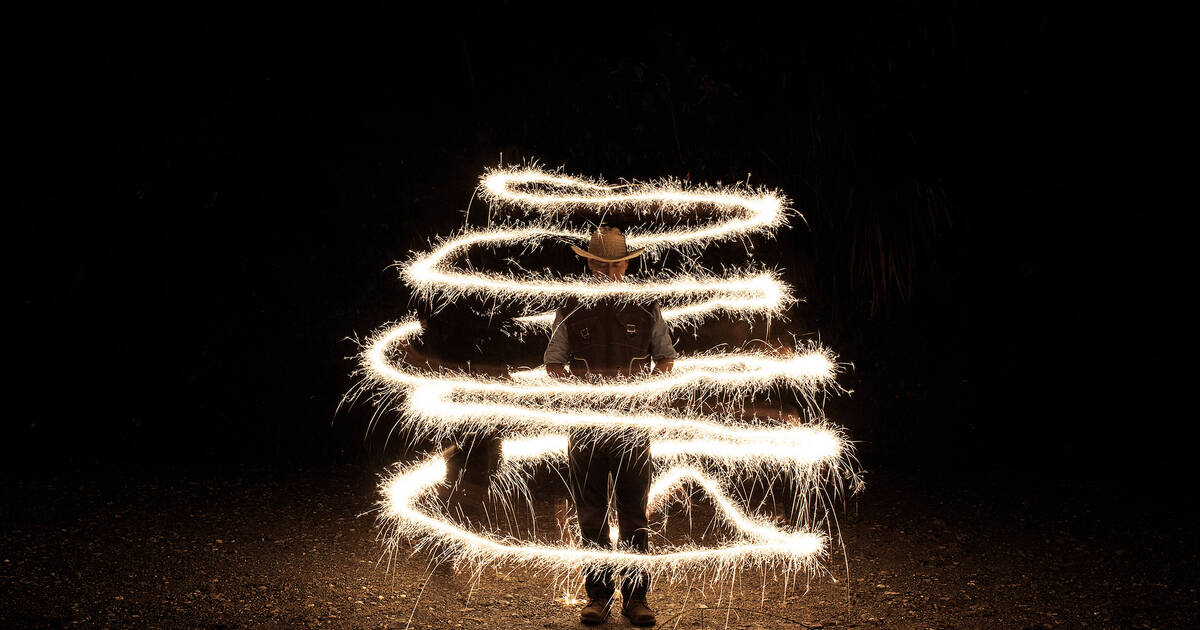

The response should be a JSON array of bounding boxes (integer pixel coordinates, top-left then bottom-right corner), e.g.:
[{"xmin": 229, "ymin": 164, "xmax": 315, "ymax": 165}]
[
  {"xmin": 358, "ymin": 166, "xmax": 859, "ymax": 587},
  {"xmin": 479, "ymin": 168, "xmax": 786, "ymax": 249},
  {"xmin": 367, "ymin": 320, "xmax": 837, "ymax": 407},
  {"xmin": 404, "ymin": 229, "xmax": 790, "ymax": 324},
  {"xmin": 402, "ymin": 167, "xmax": 795, "ymax": 323},
  {"xmin": 379, "ymin": 453, "xmax": 827, "ymax": 580},
  {"xmin": 514, "ymin": 294, "xmax": 785, "ymax": 331},
  {"xmin": 499, "ymin": 431, "xmax": 844, "ymax": 470}
]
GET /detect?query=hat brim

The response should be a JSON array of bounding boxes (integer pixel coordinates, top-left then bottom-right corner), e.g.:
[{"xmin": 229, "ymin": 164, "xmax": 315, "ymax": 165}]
[{"xmin": 570, "ymin": 244, "xmax": 645, "ymax": 263}]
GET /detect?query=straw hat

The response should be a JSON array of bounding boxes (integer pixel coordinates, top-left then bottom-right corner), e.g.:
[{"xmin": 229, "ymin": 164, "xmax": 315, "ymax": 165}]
[{"xmin": 570, "ymin": 227, "xmax": 645, "ymax": 263}]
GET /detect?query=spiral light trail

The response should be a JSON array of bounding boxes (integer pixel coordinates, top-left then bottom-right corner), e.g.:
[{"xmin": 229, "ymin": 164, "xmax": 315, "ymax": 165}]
[{"xmin": 359, "ymin": 166, "xmax": 858, "ymax": 586}]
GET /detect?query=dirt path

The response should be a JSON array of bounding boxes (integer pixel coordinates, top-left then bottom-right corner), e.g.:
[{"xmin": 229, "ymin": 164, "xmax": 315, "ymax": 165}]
[{"xmin": 3, "ymin": 463, "xmax": 1195, "ymax": 628}]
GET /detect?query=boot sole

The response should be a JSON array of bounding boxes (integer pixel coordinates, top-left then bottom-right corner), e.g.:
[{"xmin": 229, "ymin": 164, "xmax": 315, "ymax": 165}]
[{"xmin": 622, "ymin": 611, "xmax": 656, "ymax": 626}]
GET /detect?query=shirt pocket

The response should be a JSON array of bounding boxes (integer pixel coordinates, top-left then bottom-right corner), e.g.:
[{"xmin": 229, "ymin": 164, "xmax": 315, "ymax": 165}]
[
  {"xmin": 613, "ymin": 309, "xmax": 652, "ymax": 352},
  {"xmin": 565, "ymin": 315, "xmax": 598, "ymax": 348}
]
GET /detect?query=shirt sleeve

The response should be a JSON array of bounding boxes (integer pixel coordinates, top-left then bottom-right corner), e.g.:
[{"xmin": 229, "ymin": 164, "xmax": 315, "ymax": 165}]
[
  {"xmin": 648, "ymin": 303, "xmax": 678, "ymax": 360},
  {"xmin": 543, "ymin": 308, "xmax": 573, "ymax": 365}
]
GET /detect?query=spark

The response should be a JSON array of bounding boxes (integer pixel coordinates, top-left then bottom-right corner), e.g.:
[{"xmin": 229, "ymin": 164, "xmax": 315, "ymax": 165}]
[{"xmin": 358, "ymin": 166, "xmax": 859, "ymax": 588}]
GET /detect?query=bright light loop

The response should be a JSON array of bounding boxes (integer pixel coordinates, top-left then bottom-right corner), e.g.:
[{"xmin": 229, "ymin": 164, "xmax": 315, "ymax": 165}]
[
  {"xmin": 383, "ymin": 454, "xmax": 826, "ymax": 574},
  {"xmin": 361, "ymin": 166, "xmax": 856, "ymax": 585},
  {"xmin": 403, "ymin": 168, "xmax": 795, "ymax": 324}
]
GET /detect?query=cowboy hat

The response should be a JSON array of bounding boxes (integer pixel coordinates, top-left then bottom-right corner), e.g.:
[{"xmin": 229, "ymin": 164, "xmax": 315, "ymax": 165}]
[{"xmin": 570, "ymin": 227, "xmax": 645, "ymax": 263}]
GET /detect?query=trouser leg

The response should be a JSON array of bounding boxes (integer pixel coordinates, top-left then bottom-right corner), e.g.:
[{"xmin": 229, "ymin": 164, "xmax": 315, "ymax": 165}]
[
  {"xmin": 613, "ymin": 436, "xmax": 652, "ymax": 599},
  {"xmin": 447, "ymin": 434, "xmax": 501, "ymax": 488},
  {"xmin": 568, "ymin": 434, "xmax": 614, "ymax": 600}
]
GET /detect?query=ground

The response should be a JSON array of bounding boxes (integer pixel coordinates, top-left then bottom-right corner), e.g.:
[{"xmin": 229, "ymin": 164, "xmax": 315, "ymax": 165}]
[{"xmin": 3, "ymin": 460, "xmax": 1196, "ymax": 629}]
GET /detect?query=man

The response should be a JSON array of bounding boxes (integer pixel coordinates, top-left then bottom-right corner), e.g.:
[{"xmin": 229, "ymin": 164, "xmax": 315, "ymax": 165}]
[{"xmin": 545, "ymin": 226, "xmax": 676, "ymax": 627}]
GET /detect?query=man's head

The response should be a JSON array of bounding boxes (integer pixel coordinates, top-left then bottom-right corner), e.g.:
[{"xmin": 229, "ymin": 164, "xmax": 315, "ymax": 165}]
[
  {"xmin": 571, "ymin": 226, "xmax": 643, "ymax": 282},
  {"xmin": 587, "ymin": 258, "xmax": 628, "ymax": 282}
]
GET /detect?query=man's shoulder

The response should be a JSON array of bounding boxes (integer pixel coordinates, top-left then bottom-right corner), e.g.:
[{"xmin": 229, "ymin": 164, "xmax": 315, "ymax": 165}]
[
  {"xmin": 640, "ymin": 301, "xmax": 664, "ymax": 317},
  {"xmin": 556, "ymin": 297, "xmax": 581, "ymax": 315}
]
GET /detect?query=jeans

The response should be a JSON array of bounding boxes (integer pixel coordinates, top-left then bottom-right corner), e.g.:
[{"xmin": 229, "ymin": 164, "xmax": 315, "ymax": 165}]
[{"xmin": 567, "ymin": 432, "xmax": 652, "ymax": 600}]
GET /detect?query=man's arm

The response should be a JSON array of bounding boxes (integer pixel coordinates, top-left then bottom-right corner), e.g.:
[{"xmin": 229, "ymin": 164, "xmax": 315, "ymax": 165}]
[
  {"xmin": 648, "ymin": 303, "xmax": 677, "ymax": 374},
  {"xmin": 544, "ymin": 308, "xmax": 571, "ymax": 378}
]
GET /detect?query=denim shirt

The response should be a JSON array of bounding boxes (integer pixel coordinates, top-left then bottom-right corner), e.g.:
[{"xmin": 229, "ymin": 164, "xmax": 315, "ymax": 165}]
[{"xmin": 544, "ymin": 302, "xmax": 677, "ymax": 366}]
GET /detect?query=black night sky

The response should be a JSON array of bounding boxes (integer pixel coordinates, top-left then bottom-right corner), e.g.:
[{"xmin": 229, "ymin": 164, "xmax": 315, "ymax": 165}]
[{"xmin": 7, "ymin": 5, "xmax": 1189, "ymax": 628}]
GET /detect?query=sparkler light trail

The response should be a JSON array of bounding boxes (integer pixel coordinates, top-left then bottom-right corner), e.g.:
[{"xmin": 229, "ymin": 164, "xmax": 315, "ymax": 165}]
[
  {"xmin": 401, "ymin": 168, "xmax": 794, "ymax": 329},
  {"xmin": 355, "ymin": 165, "xmax": 860, "ymax": 588}
]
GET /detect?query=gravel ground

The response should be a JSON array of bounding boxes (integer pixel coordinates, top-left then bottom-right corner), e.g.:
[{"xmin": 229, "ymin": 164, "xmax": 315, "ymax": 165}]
[{"xmin": 3, "ymin": 461, "xmax": 1196, "ymax": 629}]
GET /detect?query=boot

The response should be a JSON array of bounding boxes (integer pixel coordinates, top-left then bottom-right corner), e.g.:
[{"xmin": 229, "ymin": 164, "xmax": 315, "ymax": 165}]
[
  {"xmin": 580, "ymin": 597, "xmax": 611, "ymax": 625},
  {"xmin": 622, "ymin": 597, "xmax": 656, "ymax": 626}
]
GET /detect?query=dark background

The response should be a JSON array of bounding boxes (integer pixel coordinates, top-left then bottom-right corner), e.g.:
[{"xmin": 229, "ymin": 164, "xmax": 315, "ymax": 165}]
[{"xmin": 11, "ymin": 5, "xmax": 1162, "ymax": 497}]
